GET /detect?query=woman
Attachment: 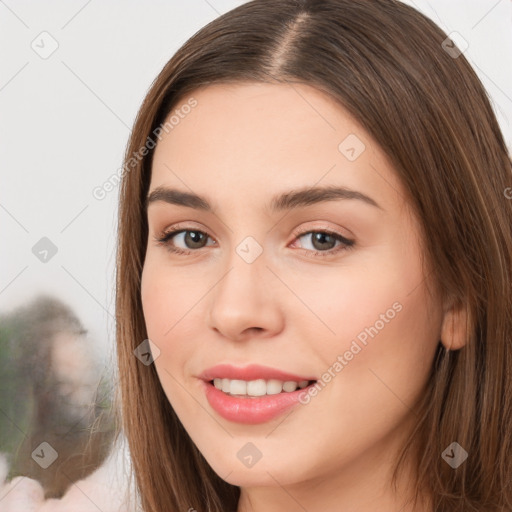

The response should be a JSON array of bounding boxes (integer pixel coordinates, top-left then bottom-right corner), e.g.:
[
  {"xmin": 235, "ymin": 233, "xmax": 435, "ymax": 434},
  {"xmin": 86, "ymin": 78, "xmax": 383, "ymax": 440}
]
[
  {"xmin": 116, "ymin": 0, "xmax": 512, "ymax": 510},
  {"xmin": 3, "ymin": 0, "xmax": 511, "ymax": 510}
]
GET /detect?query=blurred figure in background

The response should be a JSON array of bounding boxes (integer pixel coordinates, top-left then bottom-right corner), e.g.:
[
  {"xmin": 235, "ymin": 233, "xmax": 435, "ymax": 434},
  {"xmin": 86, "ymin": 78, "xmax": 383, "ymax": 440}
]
[{"xmin": 0, "ymin": 294, "xmax": 116, "ymax": 498}]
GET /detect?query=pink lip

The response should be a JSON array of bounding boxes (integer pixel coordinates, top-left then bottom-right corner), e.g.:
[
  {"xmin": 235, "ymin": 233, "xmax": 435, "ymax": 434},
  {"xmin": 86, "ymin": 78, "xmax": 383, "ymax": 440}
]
[
  {"xmin": 198, "ymin": 364, "xmax": 317, "ymax": 425},
  {"xmin": 199, "ymin": 363, "xmax": 316, "ymax": 382},
  {"xmin": 201, "ymin": 381, "xmax": 316, "ymax": 424}
]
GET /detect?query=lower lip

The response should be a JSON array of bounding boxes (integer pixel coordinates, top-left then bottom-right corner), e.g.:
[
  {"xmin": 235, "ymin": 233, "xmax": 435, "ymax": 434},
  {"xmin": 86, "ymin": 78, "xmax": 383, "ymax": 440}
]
[{"xmin": 202, "ymin": 380, "xmax": 315, "ymax": 424}]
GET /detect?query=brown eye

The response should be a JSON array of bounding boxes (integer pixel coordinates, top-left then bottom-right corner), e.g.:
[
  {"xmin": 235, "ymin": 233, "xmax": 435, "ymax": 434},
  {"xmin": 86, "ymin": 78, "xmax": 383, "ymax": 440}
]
[
  {"xmin": 307, "ymin": 232, "xmax": 338, "ymax": 251},
  {"xmin": 294, "ymin": 230, "xmax": 354, "ymax": 256},
  {"xmin": 155, "ymin": 228, "xmax": 215, "ymax": 254},
  {"xmin": 180, "ymin": 230, "xmax": 208, "ymax": 249}
]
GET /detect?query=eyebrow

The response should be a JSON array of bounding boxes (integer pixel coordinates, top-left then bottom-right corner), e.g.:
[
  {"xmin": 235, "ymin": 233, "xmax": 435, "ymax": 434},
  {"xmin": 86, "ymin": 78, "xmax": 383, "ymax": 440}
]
[{"xmin": 145, "ymin": 184, "xmax": 382, "ymax": 212}]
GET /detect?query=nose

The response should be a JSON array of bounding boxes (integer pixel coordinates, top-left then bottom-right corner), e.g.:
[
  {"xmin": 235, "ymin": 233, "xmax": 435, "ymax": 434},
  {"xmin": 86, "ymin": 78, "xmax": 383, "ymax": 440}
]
[{"xmin": 207, "ymin": 250, "xmax": 283, "ymax": 342}]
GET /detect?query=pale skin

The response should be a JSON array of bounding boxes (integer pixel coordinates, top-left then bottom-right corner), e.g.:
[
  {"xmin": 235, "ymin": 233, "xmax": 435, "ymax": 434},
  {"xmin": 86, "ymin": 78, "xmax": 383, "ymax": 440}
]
[{"xmin": 141, "ymin": 82, "xmax": 467, "ymax": 512}]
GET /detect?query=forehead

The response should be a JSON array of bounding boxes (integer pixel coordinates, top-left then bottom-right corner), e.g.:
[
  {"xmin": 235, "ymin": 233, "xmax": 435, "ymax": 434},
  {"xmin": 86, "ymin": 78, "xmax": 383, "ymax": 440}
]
[{"xmin": 149, "ymin": 82, "xmax": 405, "ymax": 214}]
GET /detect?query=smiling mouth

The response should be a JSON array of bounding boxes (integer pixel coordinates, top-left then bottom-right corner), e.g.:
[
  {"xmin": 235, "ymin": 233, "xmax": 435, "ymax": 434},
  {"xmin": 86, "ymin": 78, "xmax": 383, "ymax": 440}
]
[{"xmin": 209, "ymin": 378, "xmax": 317, "ymax": 398}]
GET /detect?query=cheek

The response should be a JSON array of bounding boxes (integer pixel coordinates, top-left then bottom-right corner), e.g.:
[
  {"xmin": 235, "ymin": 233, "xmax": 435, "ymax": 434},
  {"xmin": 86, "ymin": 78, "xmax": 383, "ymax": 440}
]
[
  {"xmin": 303, "ymin": 238, "xmax": 441, "ymax": 391},
  {"xmin": 140, "ymin": 259, "xmax": 191, "ymax": 390},
  {"xmin": 140, "ymin": 259, "xmax": 202, "ymax": 416},
  {"xmin": 308, "ymin": 245, "xmax": 441, "ymax": 422},
  {"xmin": 288, "ymin": 256, "xmax": 441, "ymax": 471},
  {"xmin": 291, "ymin": 250, "xmax": 428, "ymax": 349},
  {"xmin": 140, "ymin": 254, "xmax": 200, "ymax": 341}
]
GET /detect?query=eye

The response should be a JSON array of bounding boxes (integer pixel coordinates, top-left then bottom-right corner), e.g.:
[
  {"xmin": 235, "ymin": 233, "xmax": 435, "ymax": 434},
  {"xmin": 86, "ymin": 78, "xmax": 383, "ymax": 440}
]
[
  {"xmin": 154, "ymin": 225, "xmax": 355, "ymax": 258},
  {"xmin": 290, "ymin": 228, "xmax": 355, "ymax": 259},
  {"xmin": 154, "ymin": 226, "xmax": 215, "ymax": 255}
]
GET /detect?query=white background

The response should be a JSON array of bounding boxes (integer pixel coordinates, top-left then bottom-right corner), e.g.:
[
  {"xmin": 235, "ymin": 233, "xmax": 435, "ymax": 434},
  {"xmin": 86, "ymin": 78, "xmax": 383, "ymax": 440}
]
[{"xmin": 1, "ymin": 0, "xmax": 511, "ymax": 361}]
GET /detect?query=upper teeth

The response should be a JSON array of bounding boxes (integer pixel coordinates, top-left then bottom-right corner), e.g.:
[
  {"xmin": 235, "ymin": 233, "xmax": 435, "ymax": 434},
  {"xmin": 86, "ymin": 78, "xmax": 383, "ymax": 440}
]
[{"xmin": 213, "ymin": 378, "xmax": 310, "ymax": 396}]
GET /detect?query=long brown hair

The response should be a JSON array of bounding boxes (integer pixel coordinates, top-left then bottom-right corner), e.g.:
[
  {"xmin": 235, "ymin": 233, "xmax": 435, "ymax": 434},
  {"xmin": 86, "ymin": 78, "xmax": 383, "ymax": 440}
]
[{"xmin": 114, "ymin": 1, "xmax": 512, "ymax": 510}]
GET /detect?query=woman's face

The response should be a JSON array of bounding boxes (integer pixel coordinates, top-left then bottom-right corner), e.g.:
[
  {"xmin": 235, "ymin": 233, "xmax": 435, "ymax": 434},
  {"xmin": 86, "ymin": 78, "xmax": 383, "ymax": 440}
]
[{"xmin": 141, "ymin": 82, "xmax": 445, "ymax": 495}]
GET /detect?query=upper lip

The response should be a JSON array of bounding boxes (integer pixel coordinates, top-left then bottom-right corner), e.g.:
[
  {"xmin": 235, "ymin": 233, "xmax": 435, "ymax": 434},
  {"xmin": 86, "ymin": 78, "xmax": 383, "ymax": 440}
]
[{"xmin": 199, "ymin": 364, "xmax": 317, "ymax": 383}]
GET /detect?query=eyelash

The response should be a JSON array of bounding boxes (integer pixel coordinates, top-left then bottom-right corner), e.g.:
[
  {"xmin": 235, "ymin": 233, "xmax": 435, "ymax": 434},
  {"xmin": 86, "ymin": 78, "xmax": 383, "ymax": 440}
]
[{"xmin": 154, "ymin": 224, "xmax": 355, "ymax": 259}]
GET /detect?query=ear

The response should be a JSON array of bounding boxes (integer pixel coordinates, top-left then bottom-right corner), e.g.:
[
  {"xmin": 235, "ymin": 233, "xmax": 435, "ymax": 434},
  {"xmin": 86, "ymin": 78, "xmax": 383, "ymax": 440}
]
[{"xmin": 440, "ymin": 297, "xmax": 469, "ymax": 351}]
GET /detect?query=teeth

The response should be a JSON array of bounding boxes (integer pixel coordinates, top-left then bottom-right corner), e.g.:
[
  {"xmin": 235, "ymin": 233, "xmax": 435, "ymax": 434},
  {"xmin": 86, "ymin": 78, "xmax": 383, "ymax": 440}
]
[{"xmin": 212, "ymin": 378, "xmax": 311, "ymax": 396}]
